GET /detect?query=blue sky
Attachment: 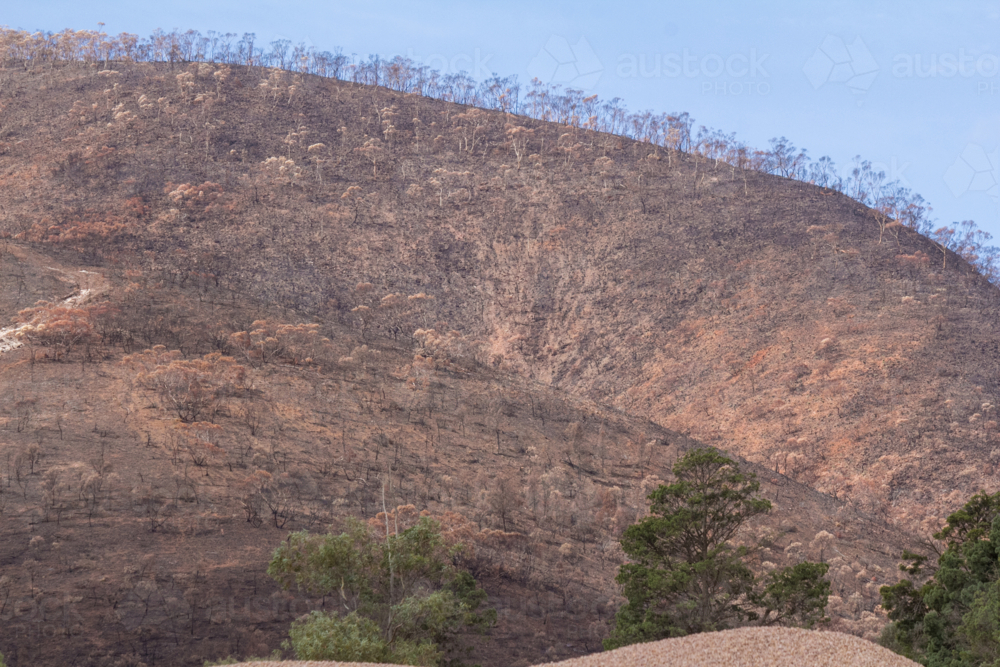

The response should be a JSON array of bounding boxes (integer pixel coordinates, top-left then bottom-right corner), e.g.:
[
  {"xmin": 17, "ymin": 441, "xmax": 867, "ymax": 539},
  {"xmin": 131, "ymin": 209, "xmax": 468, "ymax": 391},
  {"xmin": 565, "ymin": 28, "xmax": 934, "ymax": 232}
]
[{"xmin": 6, "ymin": 1, "xmax": 1000, "ymax": 238}]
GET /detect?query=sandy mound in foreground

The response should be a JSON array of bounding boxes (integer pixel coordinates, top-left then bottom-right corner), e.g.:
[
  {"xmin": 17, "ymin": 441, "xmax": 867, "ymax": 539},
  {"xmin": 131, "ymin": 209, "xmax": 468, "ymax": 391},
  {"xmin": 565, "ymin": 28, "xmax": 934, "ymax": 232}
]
[{"xmin": 228, "ymin": 626, "xmax": 920, "ymax": 666}]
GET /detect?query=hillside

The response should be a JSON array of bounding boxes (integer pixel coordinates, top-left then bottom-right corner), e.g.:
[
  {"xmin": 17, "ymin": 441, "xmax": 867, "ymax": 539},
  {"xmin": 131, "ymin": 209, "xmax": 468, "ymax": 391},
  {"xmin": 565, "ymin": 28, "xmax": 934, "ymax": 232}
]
[
  {"xmin": 1, "ymin": 54, "xmax": 989, "ymax": 531},
  {"xmin": 0, "ymin": 56, "xmax": 994, "ymax": 665}
]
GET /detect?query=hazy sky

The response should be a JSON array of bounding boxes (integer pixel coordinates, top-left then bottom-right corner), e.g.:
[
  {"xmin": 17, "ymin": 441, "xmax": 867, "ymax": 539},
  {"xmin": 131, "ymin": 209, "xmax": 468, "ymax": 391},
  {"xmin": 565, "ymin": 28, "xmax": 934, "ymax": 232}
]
[{"xmin": 7, "ymin": 1, "xmax": 1000, "ymax": 238}]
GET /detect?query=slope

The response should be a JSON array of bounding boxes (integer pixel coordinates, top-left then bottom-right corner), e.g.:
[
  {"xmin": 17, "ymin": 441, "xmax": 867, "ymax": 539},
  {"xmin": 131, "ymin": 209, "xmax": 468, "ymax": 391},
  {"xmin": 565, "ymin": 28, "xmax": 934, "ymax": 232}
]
[
  {"xmin": 1, "ymin": 57, "xmax": 989, "ymax": 531},
  {"xmin": 0, "ymin": 58, "xmax": 984, "ymax": 664}
]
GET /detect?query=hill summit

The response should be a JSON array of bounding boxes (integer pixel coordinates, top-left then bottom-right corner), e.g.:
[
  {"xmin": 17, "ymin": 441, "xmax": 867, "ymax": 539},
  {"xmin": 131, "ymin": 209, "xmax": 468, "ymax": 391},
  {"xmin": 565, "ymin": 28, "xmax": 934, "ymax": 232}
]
[{"xmin": 0, "ymin": 34, "xmax": 997, "ymax": 665}]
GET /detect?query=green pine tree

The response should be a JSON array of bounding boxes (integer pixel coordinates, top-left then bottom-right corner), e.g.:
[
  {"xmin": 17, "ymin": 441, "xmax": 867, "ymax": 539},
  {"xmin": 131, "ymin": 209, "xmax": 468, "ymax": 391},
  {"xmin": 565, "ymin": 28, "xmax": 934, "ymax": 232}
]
[
  {"xmin": 605, "ymin": 448, "xmax": 830, "ymax": 649},
  {"xmin": 880, "ymin": 490, "xmax": 1000, "ymax": 666}
]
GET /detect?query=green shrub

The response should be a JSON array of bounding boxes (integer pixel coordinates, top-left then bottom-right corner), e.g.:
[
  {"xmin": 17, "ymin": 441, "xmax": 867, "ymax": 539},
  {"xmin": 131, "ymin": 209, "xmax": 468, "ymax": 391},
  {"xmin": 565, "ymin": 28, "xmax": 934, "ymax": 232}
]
[
  {"xmin": 287, "ymin": 610, "xmax": 439, "ymax": 666},
  {"xmin": 268, "ymin": 514, "xmax": 495, "ymax": 665}
]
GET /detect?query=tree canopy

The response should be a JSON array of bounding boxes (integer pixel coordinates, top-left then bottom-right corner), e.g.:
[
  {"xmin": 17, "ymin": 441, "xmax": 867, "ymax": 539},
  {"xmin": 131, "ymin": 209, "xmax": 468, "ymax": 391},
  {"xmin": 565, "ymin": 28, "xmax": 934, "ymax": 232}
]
[
  {"xmin": 880, "ymin": 490, "xmax": 1000, "ymax": 667},
  {"xmin": 605, "ymin": 448, "xmax": 830, "ymax": 649},
  {"xmin": 268, "ymin": 509, "xmax": 495, "ymax": 666}
]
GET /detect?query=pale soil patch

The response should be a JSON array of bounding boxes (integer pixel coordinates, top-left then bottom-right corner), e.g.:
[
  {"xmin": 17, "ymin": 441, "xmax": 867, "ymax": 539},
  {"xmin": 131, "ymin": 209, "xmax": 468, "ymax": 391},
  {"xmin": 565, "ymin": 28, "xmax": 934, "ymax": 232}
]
[
  {"xmin": 0, "ymin": 248, "xmax": 107, "ymax": 353},
  {"xmin": 227, "ymin": 626, "xmax": 919, "ymax": 667}
]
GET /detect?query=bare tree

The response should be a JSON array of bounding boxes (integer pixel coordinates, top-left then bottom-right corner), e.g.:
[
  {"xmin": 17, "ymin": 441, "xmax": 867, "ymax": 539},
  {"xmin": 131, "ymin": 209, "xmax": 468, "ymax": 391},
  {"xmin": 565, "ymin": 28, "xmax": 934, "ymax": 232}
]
[
  {"xmin": 486, "ymin": 387, "xmax": 506, "ymax": 455},
  {"xmin": 261, "ymin": 477, "xmax": 296, "ymax": 528},
  {"xmin": 238, "ymin": 469, "xmax": 271, "ymax": 527},
  {"xmin": 13, "ymin": 399, "xmax": 35, "ymax": 433},
  {"xmin": 82, "ymin": 472, "xmax": 105, "ymax": 526},
  {"xmin": 240, "ymin": 399, "xmax": 269, "ymax": 436},
  {"xmin": 487, "ymin": 473, "xmax": 524, "ymax": 532},
  {"xmin": 12, "ymin": 453, "xmax": 28, "ymax": 499},
  {"xmin": 809, "ymin": 530, "xmax": 836, "ymax": 563},
  {"xmin": 41, "ymin": 470, "xmax": 66, "ymax": 524},
  {"xmin": 25, "ymin": 442, "xmax": 42, "ymax": 474},
  {"xmin": 135, "ymin": 485, "xmax": 170, "ymax": 532}
]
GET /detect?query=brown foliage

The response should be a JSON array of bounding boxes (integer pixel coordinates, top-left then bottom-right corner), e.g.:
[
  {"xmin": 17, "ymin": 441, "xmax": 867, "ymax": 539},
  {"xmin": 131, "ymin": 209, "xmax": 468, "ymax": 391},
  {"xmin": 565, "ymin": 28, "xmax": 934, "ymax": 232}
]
[
  {"xmin": 227, "ymin": 320, "xmax": 326, "ymax": 367},
  {"xmin": 15, "ymin": 302, "xmax": 94, "ymax": 361},
  {"xmin": 123, "ymin": 346, "xmax": 248, "ymax": 421}
]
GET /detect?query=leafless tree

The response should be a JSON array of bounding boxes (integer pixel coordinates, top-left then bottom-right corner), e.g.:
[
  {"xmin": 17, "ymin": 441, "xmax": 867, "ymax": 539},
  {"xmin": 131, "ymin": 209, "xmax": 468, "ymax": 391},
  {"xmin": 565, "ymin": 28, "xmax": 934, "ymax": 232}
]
[
  {"xmin": 487, "ymin": 473, "xmax": 524, "ymax": 532},
  {"xmin": 240, "ymin": 400, "xmax": 269, "ymax": 436},
  {"xmin": 136, "ymin": 485, "xmax": 170, "ymax": 532},
  {"xmin": 261, "ymin": 477, "xmax": 296, "ymax": 528},
  {"xmin": 12, "ymin": 453, "xmax": 28, "ymax": 499},
  {"xmin": 13, "ymin": 398, "xmax": 36, "ymax": 433}
]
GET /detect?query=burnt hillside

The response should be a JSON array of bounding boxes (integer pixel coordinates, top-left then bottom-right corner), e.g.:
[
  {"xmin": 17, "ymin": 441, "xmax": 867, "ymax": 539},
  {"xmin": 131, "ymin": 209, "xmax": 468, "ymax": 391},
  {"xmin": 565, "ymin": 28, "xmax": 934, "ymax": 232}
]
[
  {"xmin": 0, "ymin": 57, "xmax": 992, "ymax": 665},
  {"xmin": 1, "ymin": 58, "xmax": 994, "ymax": 529}
]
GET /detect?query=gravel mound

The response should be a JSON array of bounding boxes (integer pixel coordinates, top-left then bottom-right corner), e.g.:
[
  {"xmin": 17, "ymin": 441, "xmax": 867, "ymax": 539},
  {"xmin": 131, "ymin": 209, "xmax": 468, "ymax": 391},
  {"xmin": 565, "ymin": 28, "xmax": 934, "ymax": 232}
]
[
  {"xmin": 543, "ymin": 627, "xmax": 920, "ymax": 666},
  {"xmin": 228, "ymin": 626, "xmax": 920, "ymax": 667}
]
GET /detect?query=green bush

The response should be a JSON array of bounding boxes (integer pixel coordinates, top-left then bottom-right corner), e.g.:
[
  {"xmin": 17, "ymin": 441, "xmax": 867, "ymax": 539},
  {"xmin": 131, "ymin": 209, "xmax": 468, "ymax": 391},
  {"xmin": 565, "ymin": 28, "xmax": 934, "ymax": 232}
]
[
  {"xmin": 268, "ymin": 514, "xmax": 495, "ymax": 666},
  {"xmin": 288, "ymin": 610, "xmax": 439, "ymax": 666}
]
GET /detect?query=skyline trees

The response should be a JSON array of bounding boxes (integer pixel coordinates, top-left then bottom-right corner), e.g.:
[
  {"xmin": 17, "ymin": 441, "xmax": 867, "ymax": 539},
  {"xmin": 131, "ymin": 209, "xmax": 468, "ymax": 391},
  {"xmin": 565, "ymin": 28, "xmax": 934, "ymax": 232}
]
[{"xmin": 0, "ymin": 25, "xmax": 996, "ymax": 285}]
